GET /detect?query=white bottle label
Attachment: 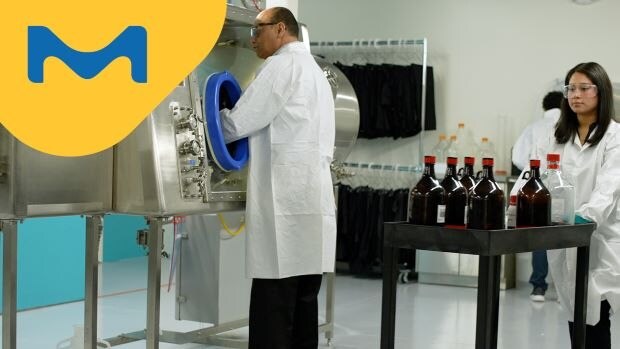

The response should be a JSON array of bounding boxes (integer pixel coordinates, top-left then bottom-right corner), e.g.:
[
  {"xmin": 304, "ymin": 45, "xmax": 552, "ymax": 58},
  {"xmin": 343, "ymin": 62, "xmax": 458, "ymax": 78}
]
[
  {"xmin": 507, "ymin": 205, "xmax": 517, "ymax": 228},
  {"xmin": 437, "ymin": 205, "xmax": 446, "ymax": 223}
]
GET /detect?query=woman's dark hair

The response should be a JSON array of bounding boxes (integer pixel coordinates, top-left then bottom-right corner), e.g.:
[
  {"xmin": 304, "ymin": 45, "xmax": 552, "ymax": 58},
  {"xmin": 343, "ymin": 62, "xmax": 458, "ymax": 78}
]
[{"xmin": 555, "ymin": 62, "xmax": 614, "ymax": 146}]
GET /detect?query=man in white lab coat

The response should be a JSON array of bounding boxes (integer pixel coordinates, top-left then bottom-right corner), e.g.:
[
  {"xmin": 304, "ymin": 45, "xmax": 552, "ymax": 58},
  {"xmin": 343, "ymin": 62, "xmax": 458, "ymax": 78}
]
[
  {"xmin": 512, "ymin": 91, "xmax": 563, "ymax": 171},
  {"xmin": 512, "ymin": 91, "xmax": 563, "ymax": 302},
  {"xmin": 532, "ymin": 62, "xmax": 619, "ymax": 348},
  {"xmin": 219, "ymin": 7, "xmax": 336, "ymax": 349}
]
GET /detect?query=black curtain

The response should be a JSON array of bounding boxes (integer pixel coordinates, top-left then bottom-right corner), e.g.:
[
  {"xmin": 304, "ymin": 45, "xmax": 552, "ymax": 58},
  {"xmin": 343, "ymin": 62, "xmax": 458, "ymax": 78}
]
[
  {"xmin": 335, "ymin": 63, "xmax": 436, "ymax": 139},
  {"xmin": 336, "ymin": 185, "xmax": 415, "ymax": 276}
]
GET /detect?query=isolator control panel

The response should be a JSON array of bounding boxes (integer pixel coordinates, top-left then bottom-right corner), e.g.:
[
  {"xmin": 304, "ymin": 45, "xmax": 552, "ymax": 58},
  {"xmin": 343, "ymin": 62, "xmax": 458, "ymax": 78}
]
[{"xmin": 171, "ymin": 101, "xmax": 210, "ymax": 201}]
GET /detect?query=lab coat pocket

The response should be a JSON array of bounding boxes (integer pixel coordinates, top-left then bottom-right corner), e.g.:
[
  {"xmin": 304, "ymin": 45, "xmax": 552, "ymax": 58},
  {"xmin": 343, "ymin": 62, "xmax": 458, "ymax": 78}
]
[{"xmin": 272, "ymin": 163, "xmax": 321, "ymax": 215}]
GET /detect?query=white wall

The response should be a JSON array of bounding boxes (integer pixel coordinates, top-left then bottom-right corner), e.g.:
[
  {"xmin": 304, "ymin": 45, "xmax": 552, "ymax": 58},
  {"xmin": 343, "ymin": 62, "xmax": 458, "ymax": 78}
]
[
  {"xmin": 266, "ymin": 0, "xmax": 298, "ymax": 16},
  {"xmin": 299, "ymin": 0, "xmax": 620, "ymax": 172}
]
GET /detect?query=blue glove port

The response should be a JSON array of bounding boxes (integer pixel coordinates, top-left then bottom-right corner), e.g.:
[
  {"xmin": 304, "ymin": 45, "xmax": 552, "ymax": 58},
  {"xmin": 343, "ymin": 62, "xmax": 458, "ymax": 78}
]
[{"xmin": 203, "ymin": 71, "xmax": 249, "ymax": 172}]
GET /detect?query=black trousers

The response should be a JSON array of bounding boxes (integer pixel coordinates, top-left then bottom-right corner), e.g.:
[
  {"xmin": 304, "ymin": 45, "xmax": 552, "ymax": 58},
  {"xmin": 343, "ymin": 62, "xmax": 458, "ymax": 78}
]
[
  {"xmin": 248, "ymin": 274, "xmax": 323, "ymax": 349},
  {"xmin": 568, "ymin": 300, "xmax": 611, "ymax": 349}
]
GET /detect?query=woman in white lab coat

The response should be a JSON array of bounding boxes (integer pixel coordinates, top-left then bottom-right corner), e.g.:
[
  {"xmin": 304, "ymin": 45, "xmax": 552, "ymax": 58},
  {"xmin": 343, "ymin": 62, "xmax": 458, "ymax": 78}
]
[{"xmin": 533, "ymin": 62, "xmax": 619, "ymax": 348}]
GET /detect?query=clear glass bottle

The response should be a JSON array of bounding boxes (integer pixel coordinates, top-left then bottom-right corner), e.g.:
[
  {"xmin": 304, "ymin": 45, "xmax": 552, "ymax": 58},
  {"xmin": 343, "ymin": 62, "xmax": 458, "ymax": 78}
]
[
  {"xmin": 477, "ymin": 137, "xmax": 497, "ymax": 160},
  {"xmin": 456, "ymin": 123, "xmax": 479, "ymax": 161},
  {"xmin": 468, "ymin": 158, "xmax": 505, "ymax": 229},
  {"xmin": 541, "ymin": 153, "xmax": 575, "ymax": 225},
  {"xmin": 441, "ymin": 157, "xmax": 468, "ymax": 228},
  {"xmin": 516, "ymin": 159, "xmax": 551, "ymax": 227},
  {"xmin": 445, "ymin": 135, "xmax": 460, "ymax": 160},
  {"xmin": 408, "ymin": 156, "xmax": 446, "ymax": 226},
  {"xmin": 432, "ymin": 134, "xmax": 449, "ymax": 164}
]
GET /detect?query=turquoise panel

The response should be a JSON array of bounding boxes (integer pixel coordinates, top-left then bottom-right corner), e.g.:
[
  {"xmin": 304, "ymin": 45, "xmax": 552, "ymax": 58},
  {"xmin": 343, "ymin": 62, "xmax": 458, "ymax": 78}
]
[
  {"xmin": 0, "ymin": 216, "xmax": 85, "ymax": 311},
  {"xmin": 103, "ymin": 214, "xmax": 147, "ymax": 262}
]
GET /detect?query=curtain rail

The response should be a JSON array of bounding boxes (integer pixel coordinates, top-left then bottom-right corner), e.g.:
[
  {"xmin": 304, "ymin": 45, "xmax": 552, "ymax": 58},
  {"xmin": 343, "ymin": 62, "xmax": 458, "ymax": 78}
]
[{"xmin": 309, "ymin": 39, "xmax": 426, "ymax": 47}]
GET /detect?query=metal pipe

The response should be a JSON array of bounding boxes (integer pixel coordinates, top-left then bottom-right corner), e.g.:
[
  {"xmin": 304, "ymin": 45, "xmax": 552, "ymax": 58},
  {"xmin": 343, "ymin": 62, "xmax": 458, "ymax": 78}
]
[
  {"xmin": 419, "ymin": 38, "xmax": 428, "ymax": 167},
  {"xmin": 84, "ymin": 215, "xmax": 103, "ymax": 349},
  {"xmin": 147, "ymin": 217, "xmax": 164, "ymax": 349},
  {"xmin": 1, "ymin": 220, "xmax": 18, "ymax": 349}
]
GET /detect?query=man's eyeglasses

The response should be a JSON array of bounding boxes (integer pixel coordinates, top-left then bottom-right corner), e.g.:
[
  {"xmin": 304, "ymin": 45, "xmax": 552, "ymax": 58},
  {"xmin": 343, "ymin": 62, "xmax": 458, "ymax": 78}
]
[
  {"xmin": 562, "ymin": 84, "xmax": 598, "ymax": 98},
  {"xmin": 250, "ymin": 22, "xmax": 278, "ymax": 38}
]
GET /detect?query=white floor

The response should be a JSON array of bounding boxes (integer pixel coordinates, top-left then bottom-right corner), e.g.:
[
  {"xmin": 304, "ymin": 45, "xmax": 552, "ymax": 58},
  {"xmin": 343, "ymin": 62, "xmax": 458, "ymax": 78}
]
[{"xmin": 5, "ymin": 257, "xmax": 619, "ymax": 349}]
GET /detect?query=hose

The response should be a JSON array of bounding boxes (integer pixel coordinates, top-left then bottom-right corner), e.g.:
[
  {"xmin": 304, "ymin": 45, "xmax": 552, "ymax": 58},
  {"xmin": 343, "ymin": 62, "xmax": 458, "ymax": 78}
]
[{"xmin": 217, "ymin": 213, "xmax": 245, "ymax": 236}]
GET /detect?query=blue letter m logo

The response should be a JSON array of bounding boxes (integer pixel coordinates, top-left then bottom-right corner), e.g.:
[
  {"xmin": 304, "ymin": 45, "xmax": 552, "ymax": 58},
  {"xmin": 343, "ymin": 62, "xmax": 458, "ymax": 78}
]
[{"xmin": 28, "ymin": 26, "xmax": 147, "ymax": 83}]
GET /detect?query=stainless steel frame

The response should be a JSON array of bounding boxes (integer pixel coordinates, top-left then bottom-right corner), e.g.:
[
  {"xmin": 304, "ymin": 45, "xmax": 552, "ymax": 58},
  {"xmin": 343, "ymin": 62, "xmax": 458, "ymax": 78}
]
[
  {"xmin": 2, "ymin": 215, "xmax": 107, "ymax": 349},
  {"xmin": 84, "ymin": 215, "xmax": 103, "ymax": 349},
  {"xmin": 0, "ymin": 128, "xmax": 109, "ymax": 349},
  {"xmin": 1, "ymin": 219, "xmax": 17, "ymax": 349},
  {"xmin": 147, "ymin": 218, "xmax": 165, "ymax": 348}
]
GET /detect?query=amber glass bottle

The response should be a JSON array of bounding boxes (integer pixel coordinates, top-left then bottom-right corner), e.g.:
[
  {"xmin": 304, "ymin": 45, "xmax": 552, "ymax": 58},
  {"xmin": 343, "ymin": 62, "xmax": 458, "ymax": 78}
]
[
  {"xmin": 458, "ymin": 156, "xmax": 477, "ymax": 192},
  {"xmin": 516, "ymin": 159, "xmax": 551, "ymax": 227},
  {"xmin": 408, "ymin": 156, "xmax": 446, "ymax": 225},
  {"xmin": 467, "ymin": 158, "xmax": 505, "ymax": 229},
  {"xmin": 441, "ymin": 157, "xmax": 467, "ymax": 228}
]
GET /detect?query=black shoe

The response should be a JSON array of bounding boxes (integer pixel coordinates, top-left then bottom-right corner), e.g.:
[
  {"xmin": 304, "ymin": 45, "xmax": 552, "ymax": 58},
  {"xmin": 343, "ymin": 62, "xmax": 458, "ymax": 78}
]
[{"xmin": 530, "ymin": 287, "xmax": 546, "ymax": 302}]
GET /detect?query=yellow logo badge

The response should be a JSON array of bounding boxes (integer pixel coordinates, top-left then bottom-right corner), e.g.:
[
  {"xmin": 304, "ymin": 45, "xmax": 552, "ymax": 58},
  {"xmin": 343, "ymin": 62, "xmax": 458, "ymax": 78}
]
[{"xmin": 1, "ymin": 0, "xmax": 226, "ymax": 156}]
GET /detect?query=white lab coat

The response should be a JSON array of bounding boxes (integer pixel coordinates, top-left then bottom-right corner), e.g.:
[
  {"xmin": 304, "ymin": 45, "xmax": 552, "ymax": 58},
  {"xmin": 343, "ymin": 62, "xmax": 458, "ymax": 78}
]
[
  {"xmin": 512, "ymin": 108, "xmax": 561, "ymax": 170},
  {"xmin": 220, "ymin": 42, "xmax": 336, "ymax": 279},
  {"xmin": 532, "ymin": 120, "xmax": 620, "ymax": 325}
]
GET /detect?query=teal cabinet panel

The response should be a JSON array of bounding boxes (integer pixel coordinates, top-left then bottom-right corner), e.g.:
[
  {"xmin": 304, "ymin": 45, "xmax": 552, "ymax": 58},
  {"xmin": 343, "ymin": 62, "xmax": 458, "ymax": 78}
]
[
  {"xmin": 1, "ymin": 216, "xmax": 85, "ymax": 311},
  {"xmin": 103, "ymin": 215, "xmax": 147, "ymax": 262}
]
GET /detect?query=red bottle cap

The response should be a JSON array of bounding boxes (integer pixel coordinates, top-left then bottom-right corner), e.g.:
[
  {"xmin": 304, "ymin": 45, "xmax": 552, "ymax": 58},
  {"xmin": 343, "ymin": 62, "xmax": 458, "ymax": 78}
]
[
  {"xmin": 447, "ymin": 157, "xmax": 458, "ymax": 165},
  {"xmin": 482, "ymin": 158, "xmax": 494, "ymax": 166},
  {"xmin": 464, "ymin": 157, "xmax": 475, "ymax": 165},
  {"xmin": 509, "ymin": 195, "xmax": 517, "ymax": 205},
  {"xmin": 424, "ymin": 155, "xmax": 436, "ymax": 164},
  {"xmin": 530, "ymin": 159, "xmax": 541, "ymax": 167},
  {"xmin": 547, "ymin": 153, "xmax": 560, "ymax": 169}
]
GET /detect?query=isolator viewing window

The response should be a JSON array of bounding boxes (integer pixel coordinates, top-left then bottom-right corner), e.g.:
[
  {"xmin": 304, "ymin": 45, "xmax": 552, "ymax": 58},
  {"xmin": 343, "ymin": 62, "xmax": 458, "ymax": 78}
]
[{"xmin": 203, "ymin": 71, "xmax": 249, "ymax": 172}]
